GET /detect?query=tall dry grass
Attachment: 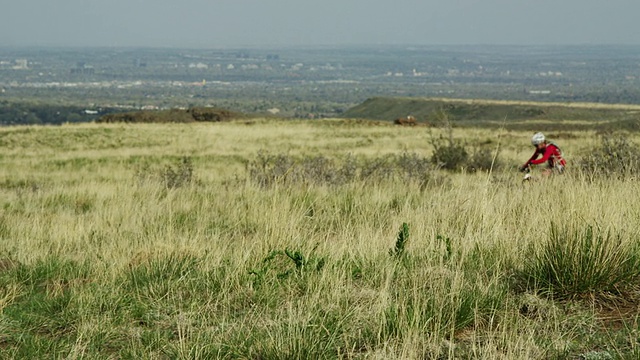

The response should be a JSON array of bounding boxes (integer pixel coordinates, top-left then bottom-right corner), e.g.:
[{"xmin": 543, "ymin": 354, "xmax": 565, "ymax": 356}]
[{"xmin": 0, "ymin": 120, "xmax": 639, "ymax": 359}]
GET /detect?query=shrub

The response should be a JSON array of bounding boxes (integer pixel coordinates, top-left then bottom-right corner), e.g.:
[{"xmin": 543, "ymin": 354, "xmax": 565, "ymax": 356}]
[
  {"xmin": 135, "ymin": 156, "xmax": 194, "ymax": 188},
  {"xmin": 161, "ymin": 157, "xmax": 193, "ymax": 189},
  {"xmin": 247, "ymin": 152, "xmax": 353, "ymax": 187},
  {"xmin": 427, "ymin": 109, "xmax": 501, "ymax": 172},
  {"xmin": 430, "ymin": 136, "xmax": 468, "ymax": 171},
  {"xmin": 577, "ymin": 132, "xmax": 640, "ymax": 178},
  {"xmin": 468, "ymin": 146, "xmax": 501, "ymax": 173},
  {"xmin": 396, "ymin": 151, "xmax": 433, "ymax": 182},
  {"xmin": 247, "ymin": 151, "xmax": 433, "ymax": 187},
  {"xmin": 246, "ymin": 151, "xmax": 296, "ymax": 187}
]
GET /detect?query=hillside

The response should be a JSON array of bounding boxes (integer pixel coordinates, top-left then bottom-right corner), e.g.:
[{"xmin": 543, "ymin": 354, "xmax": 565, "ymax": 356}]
[{"xmin": 341, "ymin": 97, "xmax": 640, "ymax": 130}]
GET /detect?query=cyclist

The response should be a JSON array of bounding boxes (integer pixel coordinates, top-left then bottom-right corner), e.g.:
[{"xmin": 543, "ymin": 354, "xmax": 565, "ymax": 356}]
[{"xmin": 520, "ymin": 132, "xmax": 566, "ymax": 176}]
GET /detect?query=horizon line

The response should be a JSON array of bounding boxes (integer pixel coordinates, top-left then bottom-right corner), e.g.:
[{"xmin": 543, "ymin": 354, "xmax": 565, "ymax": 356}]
[{"xmin": 1, "ymin": 43, "xmax": 639, "ymax": 51}]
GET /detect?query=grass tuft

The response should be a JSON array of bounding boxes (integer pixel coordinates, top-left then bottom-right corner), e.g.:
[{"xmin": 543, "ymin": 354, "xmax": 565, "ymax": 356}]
[{"xmin": 521, "ymin": 223, "xmax": 640, "ymax": 302}]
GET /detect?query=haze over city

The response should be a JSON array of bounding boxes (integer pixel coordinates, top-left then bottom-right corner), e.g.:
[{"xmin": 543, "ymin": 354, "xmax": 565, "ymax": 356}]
[{"xmin": 2, "ymin": 0, "xmax": 640, "ymax": 48}]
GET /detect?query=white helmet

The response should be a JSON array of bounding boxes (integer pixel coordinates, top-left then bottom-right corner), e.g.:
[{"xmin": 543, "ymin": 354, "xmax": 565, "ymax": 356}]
[{"xmin": 531, "ymin": 132, "xmax": 545, "ymax": 146}]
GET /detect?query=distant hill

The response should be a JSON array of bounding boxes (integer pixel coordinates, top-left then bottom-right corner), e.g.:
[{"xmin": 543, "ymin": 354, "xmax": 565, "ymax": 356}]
[
  {"xmin": 96, "ymin": 107, "xmax": 245, "ymax": 124},
  {"xmin": 341, "ymin": 97, "xmax": 640, "ymax": 129}
]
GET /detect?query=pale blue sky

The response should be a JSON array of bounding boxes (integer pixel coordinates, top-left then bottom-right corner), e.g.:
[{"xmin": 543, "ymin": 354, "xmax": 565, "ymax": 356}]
[{"xmin": 2, "ymin": 0, "xmax": 639, "ymax": 48}]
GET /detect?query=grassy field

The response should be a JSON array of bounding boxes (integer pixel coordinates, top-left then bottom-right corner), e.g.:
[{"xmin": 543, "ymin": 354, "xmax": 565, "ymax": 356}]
[{"xmin": 0, "ymin": 118, "xmax": 639, "ymax": 359}]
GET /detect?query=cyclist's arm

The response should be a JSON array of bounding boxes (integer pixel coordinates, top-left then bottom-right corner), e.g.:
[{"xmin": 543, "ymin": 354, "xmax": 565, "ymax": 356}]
[
  {"xmin": 523, "ymin": 151, "xmax": 540, "ymax": 167},
  {"xmin": 530, "ymin": 147, "xmax": 553, "ymax": 165}
]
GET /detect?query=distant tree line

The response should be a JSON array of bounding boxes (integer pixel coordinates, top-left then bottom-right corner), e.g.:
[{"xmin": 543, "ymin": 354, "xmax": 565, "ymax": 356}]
[{"xmin": 0, "ymin": 101, "xmax": 123, "ymax": 125}]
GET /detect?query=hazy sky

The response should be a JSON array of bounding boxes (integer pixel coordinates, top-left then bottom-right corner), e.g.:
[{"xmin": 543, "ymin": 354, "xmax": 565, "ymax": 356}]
[{"xmin": 2, "ymin": 0, "xmax": 639, "ymax": 48}]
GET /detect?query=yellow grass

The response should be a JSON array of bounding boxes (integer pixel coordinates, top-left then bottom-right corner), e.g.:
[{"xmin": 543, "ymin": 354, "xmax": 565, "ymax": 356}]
[{"xmin": 0, "ymin": 119, "xmax": 639, "ymax": 358}]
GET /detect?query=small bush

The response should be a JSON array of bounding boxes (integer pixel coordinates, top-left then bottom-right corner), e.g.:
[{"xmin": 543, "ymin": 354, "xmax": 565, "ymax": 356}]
[
  {"xmin": 430, "ymin": 135, "xmax": 468, "ymax": 171},
  {"xmin": 246, "ymin": 151, "xmax": 296, "ymax": 187},
  {"xmin": 162, "ymin": 157, "xmax": 193, "ymax": 188},
  {"xmin": 358, "ymin": 154, "xmax": 398, "ymax": 182},
  {"xmin": 428, "ymin": 110, "xmax": 472, "ymax": 171},
  {"xmin": 135, "ymin": 156, "xmax": 194, "ymax": 188},
  {"xmin": 428, "ymin": 109, "xmax": 501, "ymax": 172},
  {"xmin": 468, "ymin": 146, "xmax": 501, "ymax": 172},
  {"xmin": 396, "ymin": 152, "xmax": 433, "ymax": 182},
  {"xmin": 298, "ymin": 155, "xmax": 335, "ymax": 184},
  {"xmin": 577, "ymin": 132, "xmax": 640, "ymax": 178}
]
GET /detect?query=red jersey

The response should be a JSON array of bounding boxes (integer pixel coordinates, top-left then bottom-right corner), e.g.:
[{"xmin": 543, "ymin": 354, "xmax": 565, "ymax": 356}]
[{"xmin": 526, "ymin": 143, "xmax": 566, "ymax": 168}]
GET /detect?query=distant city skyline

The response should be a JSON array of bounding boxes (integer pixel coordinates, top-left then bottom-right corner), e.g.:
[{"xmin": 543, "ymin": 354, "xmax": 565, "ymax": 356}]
[{"xmin": 2, "ymin": 0, "xmax": 640, "ymax": 48}]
